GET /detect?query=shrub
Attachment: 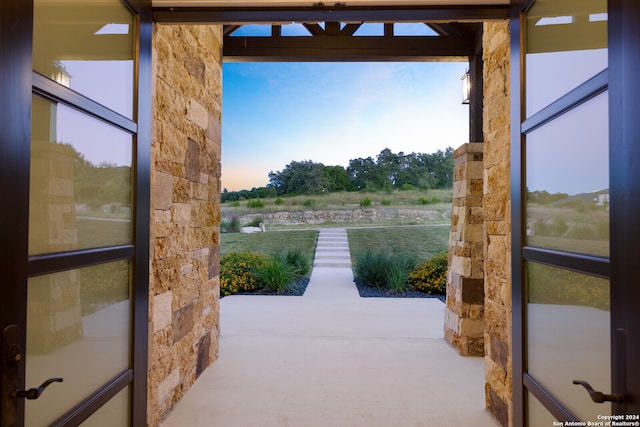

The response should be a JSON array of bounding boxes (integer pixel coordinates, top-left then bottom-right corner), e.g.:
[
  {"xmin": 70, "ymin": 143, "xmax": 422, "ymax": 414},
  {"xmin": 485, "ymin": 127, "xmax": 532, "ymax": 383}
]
[
  {"xmin": 548, "ymin": 216, "xmax": 568, "ymax": 235},
  {"xmin": 229, "ymin": 201, "xmax": 240, "ymax": 207},
  {"xmin": 531, "ymin": 219, "xmax": 548, "ymax": 236},
  {"xmin": 224, "ymin": 216, "xmax": 241, "ymax": 233},
  {"xmin": 430, "ymin": 197, "xmax": 441, "ymax": 204},
  {"xmin": 220, "ymin": 252, "xmax": 266, "ymax": 296},
  {"xmin": 354, "ymin": 250, "xmax": 416, "ymax": 291},
  {"xmin": 418, "ymin": 197, "xmax": 429, "ymax": 205},
  {"xmin": 387, "ymin": 262, "xmax": 409, "ymax": 293},
  {"xmin": 278, "ymin": 247, "xmax": 312, "ymax": 279},
  {"xmin": 387, "ymin": 254, "xmax": 417, "ymax": 293},
  {"xmin": 247, "ymin": 199, "xmax": 265, "ymax": 208},
  {"xmin": 400, "ymin": 183, "xmax": 417, "ymax": 191},
  {"xmin": 528, "ymin": 262, "xmax": 609, "ymax": 310},
  {"xmin": 257, "ymin": 257, "xmax": 294, "ymax": 293},
  {"xmin": 381, "ymin": 199, "xmax": 391, "ymax": 206},
  {"xmin": 408, "ymin": 251, "xmax": 448, "ymax": 294},
  {"xmin": 245, "ymin": 216, "xmax": 264, "ymax": 227},
  {"xmin": 274, "ymin": 197, "xmax": 284, "ymax": 205},
  {"xmin": 360, "ymin": 197, "xmax": 372, "ymax": 207},
  {"xmin": 303, "ymin": 199, "xmax": 315, "ymax": 207},
  {"xmin": 353, "ymin": 250, "xmax": 390, "ymax": 289}
]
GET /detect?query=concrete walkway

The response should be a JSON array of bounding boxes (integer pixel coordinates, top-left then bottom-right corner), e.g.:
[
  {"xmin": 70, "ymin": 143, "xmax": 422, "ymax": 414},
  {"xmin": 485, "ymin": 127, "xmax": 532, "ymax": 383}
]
[{"xmin": 160, "ymin": 228, "xmax": 498, "ymax": 427}]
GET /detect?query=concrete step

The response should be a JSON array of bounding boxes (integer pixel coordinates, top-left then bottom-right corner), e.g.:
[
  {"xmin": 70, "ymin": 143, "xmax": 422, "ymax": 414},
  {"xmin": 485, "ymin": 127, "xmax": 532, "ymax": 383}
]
[{"xmin": 313, "ymin": 262, "xmax": 352, "ymax": 268}]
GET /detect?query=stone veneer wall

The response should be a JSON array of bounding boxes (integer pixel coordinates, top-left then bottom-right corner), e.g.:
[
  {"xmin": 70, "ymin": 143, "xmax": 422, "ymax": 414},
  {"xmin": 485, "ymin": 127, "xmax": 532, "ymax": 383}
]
[
  {"xmin": 444, "ymin": 142, "xmax": 485, "ymax": 356},
  {"xmin": 482, "ymin": 21, "xmax": 512, "ymax": 427},
  {"xmin": 148, "ymin": 24, "xmax": 223, "ymax": 425}
]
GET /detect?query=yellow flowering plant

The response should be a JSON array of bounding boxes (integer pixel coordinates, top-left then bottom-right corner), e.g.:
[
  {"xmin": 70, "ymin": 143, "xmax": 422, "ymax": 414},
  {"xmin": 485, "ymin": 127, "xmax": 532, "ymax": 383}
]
[
  {"xmin": 220, "ymin": 251, "xmax": 267, "ymax": 296},
  {"xmin": 407, "ymin": 251, "xmax": 448, "ymax": 294}
]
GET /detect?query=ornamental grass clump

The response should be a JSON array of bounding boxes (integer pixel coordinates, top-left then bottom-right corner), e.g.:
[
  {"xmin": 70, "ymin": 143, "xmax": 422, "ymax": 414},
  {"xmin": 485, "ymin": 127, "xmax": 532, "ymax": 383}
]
[
  {"xmin": 220, "ymin": 251, "xmax": 266, "ymax": 296},
  {"xmin": 278, "ymin": 247, "xmax": 312, "ymax": 279},
  {"xmin": 257, "ymin": 257, "xmax": 294, "ymax": 293},
  {"xmin": 353, "ymin": 250, "xmax": 390, "ymax": 289},
  {"xmin": 407, "ymin": 251, "xmax": 448, "ymax": 294},
  {"xmin": 387, "ymin": 253, "xmax": 418, "ymax": 293},
  {"xmin": 354, "ymin": 250, "xmax": 416, "ymax": 292}
]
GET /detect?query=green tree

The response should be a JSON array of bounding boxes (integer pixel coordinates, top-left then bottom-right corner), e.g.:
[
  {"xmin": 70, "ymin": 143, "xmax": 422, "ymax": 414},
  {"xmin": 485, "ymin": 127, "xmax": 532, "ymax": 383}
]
[
  {"xmin": 323, "ymin": 165, "xmax": 350, "ymax": 192},
  {"xmin": 268, "ymin": 160, "xmax": 329, "ymax": 195},
  {"xmin": 346, "ymin": 156, "xmax": 377, "ymax": 190}
]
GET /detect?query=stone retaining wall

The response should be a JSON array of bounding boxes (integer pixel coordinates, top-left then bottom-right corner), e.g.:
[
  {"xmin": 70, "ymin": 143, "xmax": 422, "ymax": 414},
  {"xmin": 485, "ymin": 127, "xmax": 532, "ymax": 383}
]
[
  {"xmin": 235, "ymin": 208, "xmax": 449, "ymax": 227},
  {"xmin": 148, "ymin": 24, "xmax": 223, "ymax": 426}
]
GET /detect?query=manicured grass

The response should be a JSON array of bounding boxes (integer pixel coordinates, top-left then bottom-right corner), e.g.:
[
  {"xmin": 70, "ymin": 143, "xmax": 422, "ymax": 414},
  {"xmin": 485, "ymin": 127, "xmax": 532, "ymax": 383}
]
[
  {"xmin": 77, "ymin": 217, "xmax": 130, "ymax": 248},
  {"xmin": 220, "ymin": 230, "xmax": 319, "ymax": 259},
  {"xmin": 347, "ymin": 225, "xmax": 450, "ymax": 262}
]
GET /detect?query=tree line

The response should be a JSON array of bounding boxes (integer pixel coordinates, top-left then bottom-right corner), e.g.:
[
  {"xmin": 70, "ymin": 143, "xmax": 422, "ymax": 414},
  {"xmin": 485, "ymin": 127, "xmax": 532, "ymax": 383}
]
[{"xmin": 222, "ymin": 147, "xmax": 454, "ymax": 202}]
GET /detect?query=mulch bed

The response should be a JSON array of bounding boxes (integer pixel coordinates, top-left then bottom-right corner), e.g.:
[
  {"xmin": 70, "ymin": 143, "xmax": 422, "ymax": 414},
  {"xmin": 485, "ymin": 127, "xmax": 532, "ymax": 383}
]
[
  {"xmin": 227, "ymin": 277, "xmax": 310, "ymax": 297},
  {"xmin": 224, "ymin": 277, "xmax": 445, "ymax": 302},
  {"xmin": 354, "ymin": 279, "xmax": 446, "ymax": 302}
]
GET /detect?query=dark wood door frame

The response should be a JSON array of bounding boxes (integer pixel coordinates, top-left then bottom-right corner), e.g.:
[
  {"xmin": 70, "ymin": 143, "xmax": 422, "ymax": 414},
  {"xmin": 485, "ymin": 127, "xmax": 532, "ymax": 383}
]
[
  {"xmin": 0, "ymin": 1, "xmax": 33, "ymax": 424},
  {"xmin": 0, "ymin": 1, "xmax": 152, "ymax": 426},
  {"xmin": 511, "ymin": 0, "xmax": 640, "ymax": 424},
  {"xmin": 609, "ymin": 0, "xmax": 640, "ymax": 416}
]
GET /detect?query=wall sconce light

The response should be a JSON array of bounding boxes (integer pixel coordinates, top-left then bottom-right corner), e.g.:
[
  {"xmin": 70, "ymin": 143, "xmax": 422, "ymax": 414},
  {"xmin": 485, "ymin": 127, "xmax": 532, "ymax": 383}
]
[
  {"xmin": 52, "ymin": 60, "xmax": 71, "ymax": 88},
  {"xmin": 461, "ymin": 69, "xmax": 471, "ymax": 105}
]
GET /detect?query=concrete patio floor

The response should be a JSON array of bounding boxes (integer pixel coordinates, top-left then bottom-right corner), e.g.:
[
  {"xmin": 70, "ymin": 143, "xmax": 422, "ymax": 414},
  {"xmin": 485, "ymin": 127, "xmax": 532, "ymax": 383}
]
[{"xmin": 160, "ymin": 229, "xmax": 499, "ymax": 427}]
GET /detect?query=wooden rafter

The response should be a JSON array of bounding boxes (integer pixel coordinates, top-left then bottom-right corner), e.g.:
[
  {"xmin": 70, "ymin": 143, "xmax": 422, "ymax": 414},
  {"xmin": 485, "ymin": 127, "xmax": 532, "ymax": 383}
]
[
  {"xmin": 223, "ymin": 22, "xmax": 481, "ymax": 62},
  {"xmin": 153, "ymin": 5, "xmax": 509, "ymax": 24}
]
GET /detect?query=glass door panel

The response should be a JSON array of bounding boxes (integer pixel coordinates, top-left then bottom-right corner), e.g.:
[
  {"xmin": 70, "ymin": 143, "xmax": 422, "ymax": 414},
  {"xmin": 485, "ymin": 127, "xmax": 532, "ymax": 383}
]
[
  {"xmin": 27, "ymin": 1, "xmax": 137, "ymax": 425},
  {"xmin": 528, "ymin": 392, "xmax": 560, "ymax": 426},
  {"xmin": 33, "ymin": 0, "xmax": 135, "ymax": 118},
  {"xmin": 25, "ymin": 262, "xmax": 130, "ymax": 426},
  {"xmin": 527, "ymin": 262, "xmax": 610, "ymax": 421},
  {"xmin": 525, "ymin": 0, "xmax": 608, "ymax": 116},
  {"xmin": 79, "ymin": 386, "xmax": 131, "ymax": 427},
  {"xmin": 525, "ymin": 92, "xmax": 609, "ymax": 257},
  {"xmin": 523, "ymin": 0, "xmax": 611, "ymax": 424},
  {"xmin": 29, "ymin": 95, "xmax": 133, "ymax": 256}
]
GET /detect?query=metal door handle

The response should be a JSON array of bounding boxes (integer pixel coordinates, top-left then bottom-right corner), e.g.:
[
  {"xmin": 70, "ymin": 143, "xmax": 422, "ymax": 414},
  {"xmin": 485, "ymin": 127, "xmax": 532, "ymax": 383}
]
[
  {"xmin": 573, "ymin": 380, "xmax": 624, "ymax": 404},
  {"xmin": 11, "ymin": 377, "xmax": 63, "ymax": 400}
]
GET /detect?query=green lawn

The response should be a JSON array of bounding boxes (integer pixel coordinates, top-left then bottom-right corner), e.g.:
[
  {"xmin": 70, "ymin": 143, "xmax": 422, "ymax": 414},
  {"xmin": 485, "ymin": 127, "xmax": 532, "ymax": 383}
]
[
  {"xmin": 221, "ymin": 226, "xmax": 450, "ymax": 263},
  {"xmin": 347, "ymin": 225, "xmax": 450, "ymax": 262},
  {"xmin": 220, "ymin": 230, "xmax": 319, "ymax": 259}
]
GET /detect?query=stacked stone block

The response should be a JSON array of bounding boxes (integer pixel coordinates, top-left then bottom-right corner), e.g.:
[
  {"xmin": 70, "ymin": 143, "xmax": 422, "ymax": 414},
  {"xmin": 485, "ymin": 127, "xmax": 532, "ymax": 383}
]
[
  {"xmin": 444, "ymin": 143, "xmax": 485, "ymax": 356},
  {"xmin": 149, "ymin": 24, "xmax": 223, "ymax": 426},
  {"xmin": 482, "ymin": 21, "xmax": 512, "ymax": 427},
  {"xmin": 28, "ymin": 139, "xmax": 82, "ymax": 352}
]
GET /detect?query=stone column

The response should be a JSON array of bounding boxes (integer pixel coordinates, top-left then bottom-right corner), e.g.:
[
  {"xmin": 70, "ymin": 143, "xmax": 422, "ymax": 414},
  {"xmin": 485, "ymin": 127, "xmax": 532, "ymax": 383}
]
[
  {"xmin": 149, "ymin": 24, "xmax": 223, "ymax": 425},
  {"xmin": 483, "ymin": 20, "xmax": 511, "ymax": 427},
  {"xmin": 443, "ymin": 142, "xmax": 485, "ymax": 356}
]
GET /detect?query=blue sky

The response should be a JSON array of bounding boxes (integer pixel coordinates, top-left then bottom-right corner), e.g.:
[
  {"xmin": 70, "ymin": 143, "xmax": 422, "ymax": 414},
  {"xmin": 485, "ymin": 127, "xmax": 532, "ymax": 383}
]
[{"xmin": 221, "ymin": 60, "xmax": 470, "ymax": 191}]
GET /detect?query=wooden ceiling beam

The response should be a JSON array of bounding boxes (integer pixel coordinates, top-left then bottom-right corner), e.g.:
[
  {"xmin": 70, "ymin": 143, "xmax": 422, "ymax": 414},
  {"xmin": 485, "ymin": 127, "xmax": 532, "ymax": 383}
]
[
  {"xmin": 223, "ymin": 33, "xmax": 474, "ymax": 62},
  {"xmin": 153, "ymin": 5, "xmax": 509, "ymax": 24}
]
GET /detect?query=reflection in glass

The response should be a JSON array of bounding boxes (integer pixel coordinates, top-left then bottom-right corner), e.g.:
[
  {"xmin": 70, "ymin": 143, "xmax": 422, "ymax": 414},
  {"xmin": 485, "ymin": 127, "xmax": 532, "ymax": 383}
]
[
  {"xmin": 80, "ymin": 386, "xmax": 130, "ymax": 427},
  {"xmin": 528, "ymin": 391, "xmax": 559, "ymax": 427},
  {"xmin": 527, "ymin": 262, "xmax": 610, "ymax": 422},
  {"xmin": 25, "ymin": 261, "xmax": 130, "ymax": 426},
  {"xmin": 525, "ymin": 92, "xmax": 609, "ymax": 257},
  {"xmin": 33, "ymin": 0, "xmax": 134, "ymax": 117},
  {"xmin": 29, "ymin": 95, "xmax": 132, "ymax": 255},
  {"xmin": 525, "ymin": 0, "xmax": 607, "ymax": 115}
]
